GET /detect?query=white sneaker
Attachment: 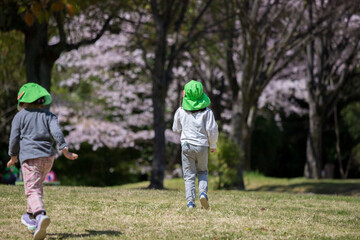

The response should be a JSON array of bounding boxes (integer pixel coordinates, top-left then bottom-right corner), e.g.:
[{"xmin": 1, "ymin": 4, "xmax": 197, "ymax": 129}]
[{"xmin": 33, "ymin": 215, "xmax": 50, "ymax": 240}]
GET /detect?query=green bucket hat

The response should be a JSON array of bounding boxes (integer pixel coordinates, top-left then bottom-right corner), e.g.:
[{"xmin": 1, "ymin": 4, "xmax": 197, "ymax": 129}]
[
  {"xmin": 182, "ymin": 80, "xmax": 211, "ymax": 111},
  {"xmin": 17, "ymin": 83, "xmax": 52, "ymax": 109}
]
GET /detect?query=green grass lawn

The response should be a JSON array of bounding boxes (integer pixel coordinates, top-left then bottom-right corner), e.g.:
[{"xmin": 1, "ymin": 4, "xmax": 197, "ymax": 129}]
[{"xmin": 1, "ymin": 176, "xmax": 359, "ymax": 239}]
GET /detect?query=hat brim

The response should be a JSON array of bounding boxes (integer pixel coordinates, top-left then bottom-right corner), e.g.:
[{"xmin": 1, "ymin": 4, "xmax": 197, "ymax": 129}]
[
  {"xmin": 182, "ymin": 93, "xmax": 210, "ymax": 111},
  {"xmin": 17, "ymin": 91, "xmax": 52, "ymax": 110}
]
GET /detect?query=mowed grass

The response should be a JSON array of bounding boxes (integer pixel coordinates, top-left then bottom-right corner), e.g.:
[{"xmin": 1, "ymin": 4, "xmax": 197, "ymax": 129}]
[{"xmin": 0, "ymin": 176, "xmax": 359, "ymax": 239}]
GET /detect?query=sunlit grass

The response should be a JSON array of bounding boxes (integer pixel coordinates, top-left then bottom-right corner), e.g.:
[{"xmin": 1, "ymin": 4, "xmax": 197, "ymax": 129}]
[
  {"xmin": 1, "ymin": 176, "xmax": 359, "ymax": 239},
  {"xmin": 120, "ymin": 173, "xmax": 360, "ymax": 196}
]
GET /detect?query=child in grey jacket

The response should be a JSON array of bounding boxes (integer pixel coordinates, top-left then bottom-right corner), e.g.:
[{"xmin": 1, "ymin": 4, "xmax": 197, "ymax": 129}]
[
  {"xmin": 7, "ymin": 83, "xmax": 78, "ymax": 240},
  {"xmin": 172, "ymin": 80, "xmax": 218, "ymax": 209}
]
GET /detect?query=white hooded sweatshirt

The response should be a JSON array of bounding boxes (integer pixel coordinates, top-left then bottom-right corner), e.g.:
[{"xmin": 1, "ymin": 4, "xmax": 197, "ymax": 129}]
[{"xmin": 172, "ymin": 107, "xmax": 218, "ymax": 149}]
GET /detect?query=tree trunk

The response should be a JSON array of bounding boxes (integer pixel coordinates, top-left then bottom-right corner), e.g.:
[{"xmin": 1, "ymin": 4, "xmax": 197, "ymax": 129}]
[
  {"xmin": 241, "ymin": 103, "xmax": 256, "ymax": 172},
  {"xmin": 229, "ymin": 92, "xmax": 257, "ymax": 189},
  {"xmin": 230, "ymin": 95, "xmax": 242, "ymax": 146},
  {"xmin": 224, "ymin": 20, "xmax": 246, "ymax": 189},
  {"xmin": 305, "ymin": 100, "xmax": 323, "ymax": 179},
  {"xmin": 148, "ymin": 15, "xmax": 167, "ymax": 189},
  {"xmin": 24, "ymin": 22, "xmax": 54, "ymax": 91},
  {"xmin": 333, "ymin": 105, "xmax": 346, "ymax": 178},
  {"xmin": 230, "ymin": 93, "xmax": 245, "ymax": 190},
  {"xmin": 230, "ymin": 101, "xmax": 257, "ymax": 190},
  {"xmin": 149, "ymin": 85, "xmax": 166, "ymax": 189},
  {"xmin": 241, "ymin": 119, "xmax": 252, "ymax": 171},
  {"xmin": 334, "ymin": 105, "xmax": 353, "ymax": 179}
]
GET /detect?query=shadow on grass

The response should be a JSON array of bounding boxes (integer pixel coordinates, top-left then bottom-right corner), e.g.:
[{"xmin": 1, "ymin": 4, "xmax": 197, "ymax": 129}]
[
  {"xmin": 48, "ymin": 229, "xmax": 122, "ymax": 239},
  {"xmin": 251, "ymin": 182, "xmax": 360, "ymax": 196},
  {"xmin": 125, "ymin": 186, "xmax": 178, "ymax": 191}
]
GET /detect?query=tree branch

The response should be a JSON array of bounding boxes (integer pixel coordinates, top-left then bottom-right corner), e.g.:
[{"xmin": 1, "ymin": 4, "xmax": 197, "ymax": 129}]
[{"xmin": 64, "ymin": 16, "xmax": 113, "ymax": 52}]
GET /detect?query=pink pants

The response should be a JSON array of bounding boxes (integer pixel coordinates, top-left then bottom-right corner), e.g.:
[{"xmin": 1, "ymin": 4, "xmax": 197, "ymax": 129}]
[{"xmin": 21, "ymin": 156, "xmax": 54, "ymax": 215}]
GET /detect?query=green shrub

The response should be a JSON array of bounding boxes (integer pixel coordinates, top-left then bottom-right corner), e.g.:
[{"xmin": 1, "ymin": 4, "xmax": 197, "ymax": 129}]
[
  {"xmin": 341, "ymin": 102, "xmax": 360, "ymax": 176},
  {"xmin": 209, "ymin": 133, "xmax": 242, "ymax": 189},
  {"xmin": 53, "ymin": 143, "xmax": 144, "ymax": 186}
]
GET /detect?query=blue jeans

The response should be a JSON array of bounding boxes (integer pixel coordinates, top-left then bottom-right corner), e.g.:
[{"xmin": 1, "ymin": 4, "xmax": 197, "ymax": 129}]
[{"xmin": 182, "ymin": 143, "xmax": 208, "ymax": 202}]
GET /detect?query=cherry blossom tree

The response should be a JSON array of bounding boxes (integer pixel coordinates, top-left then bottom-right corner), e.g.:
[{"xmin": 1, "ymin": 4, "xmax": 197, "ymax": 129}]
[
  {"xmin": 53, "ymin": 10, "xmax": 182, "ymax": 169},
  {"xmin": 54, "ymin": 11, "xmax": 151, "ymax": 150}
]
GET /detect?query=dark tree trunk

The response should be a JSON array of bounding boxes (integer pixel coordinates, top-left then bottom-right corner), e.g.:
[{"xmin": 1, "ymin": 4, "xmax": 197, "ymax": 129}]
[
  {"xmin": 24, "ymin": 22, "xmax": 54, "ymax": 91},
  {"xmin": 229, "ymin": 96, "xmax": 256, "ymax": 189},
  {"xmin": 304, "ymin": 1, "xmax": 322, "ymax": 179},
  {"xmin": 229, "ymin": 100, "xmax": 242, "ymax": 146},
  {"xmin": 226, "ymin": 25, "xmax": 245, "ymax": 189},
  {"xmin": 149, "ymin": 87, "xmax": 166, "ymax": 189},
  {"xmin": 333, "ymin": 106, "xmax": 352, "ymax": 179},
  {"xmin": 147, "ymin": 0, "xmax": 213, "ymax": 189},
  {"xmin": 304, "ymin": 100, "xmax": 323, "ymax": 179},
  {"xmin": 230, "ymin": 97, "xmax": 245, "ymax": 190},
  {"xmin": 241, "ymin": 121, "xmax": 252, "ymax": 172},
  {"xmin": 148, "ymin": 12, "xmax": 168, "ymax": 189}
]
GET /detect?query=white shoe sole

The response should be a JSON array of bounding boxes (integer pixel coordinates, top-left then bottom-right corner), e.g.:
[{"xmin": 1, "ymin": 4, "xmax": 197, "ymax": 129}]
[
  {"xmin": 33, "ymin": 216, "xmax": 50, "ymax": 240},
  {"xmin": 200, "ymin": 196, "xmax": 209, "ymax": 210}
]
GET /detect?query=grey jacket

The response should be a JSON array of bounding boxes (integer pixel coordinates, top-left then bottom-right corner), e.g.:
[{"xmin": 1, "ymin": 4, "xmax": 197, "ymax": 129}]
[
  {"xmin": 8, "ymin": 108, "xmax": 68, "ymax": 164},
  {"xmin": 172, "ymin": 107, "xmax": 218, "ymax": 149}
]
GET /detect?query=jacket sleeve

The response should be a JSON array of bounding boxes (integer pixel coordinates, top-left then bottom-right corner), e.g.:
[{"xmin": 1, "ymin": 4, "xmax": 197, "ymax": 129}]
[
  {"xmin": 8, "ymin": 114, "xmax": 21, "ymax": 156},
  {"xmin": 172, "ymin": 108, "xmax": 182, "ymax": 134},
  {"xmin": 49, "ymin": 113, "xmax": 68, "ymax": 150},
  {"xmin": 206, "ymin": 109, "xmax": 218, "ymax": 149}
]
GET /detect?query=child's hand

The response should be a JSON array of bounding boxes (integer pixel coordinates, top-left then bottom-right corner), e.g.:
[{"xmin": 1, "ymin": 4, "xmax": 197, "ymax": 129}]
[
  {"xmin": 62, "ymin": 148, "xmax": 78, "ymax": 160},
  {"xmin": 7, "ymin": 156, "xmax": 18, "ymax": 168},
  {"xmin": 210, "ymin": 148, "xmax": 216, "ymax": 153}
]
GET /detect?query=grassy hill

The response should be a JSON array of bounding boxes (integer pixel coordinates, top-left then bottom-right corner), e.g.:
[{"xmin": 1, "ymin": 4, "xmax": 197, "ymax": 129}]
[{"xmin": 1, "ymin": 176, "xmax": 359, "ymax": 239}]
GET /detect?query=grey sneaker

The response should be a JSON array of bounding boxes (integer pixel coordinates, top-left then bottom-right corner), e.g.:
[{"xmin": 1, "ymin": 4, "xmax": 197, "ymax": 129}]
[
  {"xmin": 33, "ymin": 215, "xmax": 50, "ymax": 240},
  {"xmin": 199, "ymin": 192, "xmax": 209, "ymax": 210},
  {"xmin": 21, "ymin": 214, "xmax": 36, "ymax": 231}
]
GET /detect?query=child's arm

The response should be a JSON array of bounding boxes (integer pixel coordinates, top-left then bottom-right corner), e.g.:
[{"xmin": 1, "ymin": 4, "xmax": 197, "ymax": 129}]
[
  {"xmin": 49, "ymin": 113, "xmax": 78, "ymax": 160},
  {"xmin": 7, "ymin": 156, "xmax": 18, "ymax": 168},
  {"xmin": 49, "ymin": 114, "xmax": 68, "ymax": 150},
  {"xmin": 172, "ymin": 108, "xmax": 182, "ymax": 133},
  {"xmin": 8, "ymin": 115, "xmax": 21, "ymax": 159},
  {"xmin": 206, "ymin": 110, "xmax": 219, "ymax": 153},
  {"xmin": 62, "ymin": 147, "xmax": 78, "ymax": 160}
]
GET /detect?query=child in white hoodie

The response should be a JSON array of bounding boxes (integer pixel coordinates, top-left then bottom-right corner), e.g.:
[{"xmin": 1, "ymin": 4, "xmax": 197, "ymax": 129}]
[{"xmin": 172, "ymin": 80, "xmax": 218, "ymax": 209}]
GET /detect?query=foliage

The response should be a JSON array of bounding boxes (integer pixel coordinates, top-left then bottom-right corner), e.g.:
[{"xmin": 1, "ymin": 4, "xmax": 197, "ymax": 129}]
[
  {"xmin": 52, "ymin": 142, "xmax": 145, "ymax": 186},
  {"xmin": 17, "ymin": 0, "xmax": 76, "ymax": 27},
  {"xmin": 341, "ymin": 102, "xmax": 360, "ymax": 140},
  {"xmin": 251, "ymin": 112, "xmax": 307, "ymax": 178},
  {"xmin": 350, "ymin": 144, "xmax": 360, "ymax": 173},
  {"xmin": 0, "ymin": 31, "xmax": 25, "ymax": 176},
  {"xmin": 341, "ymin": 102, "xmax": 360, "ymax": 173},
  {"xmin": 209, "ymin": 133, "xmax": 242, "ymax": 189},
  {"xmin": 251, "ymin": 115, "xmax": 283, "ymax": 176}
]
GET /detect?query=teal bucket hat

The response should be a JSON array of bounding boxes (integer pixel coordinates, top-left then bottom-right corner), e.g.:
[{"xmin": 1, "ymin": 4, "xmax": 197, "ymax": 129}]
[
  {"xmin": 17, "ymin": 83, "xmax": 52, "ymax": 109},
  {"xmin": 182, "ymin": 80, "xmax": 211, "ymax": 111}
]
